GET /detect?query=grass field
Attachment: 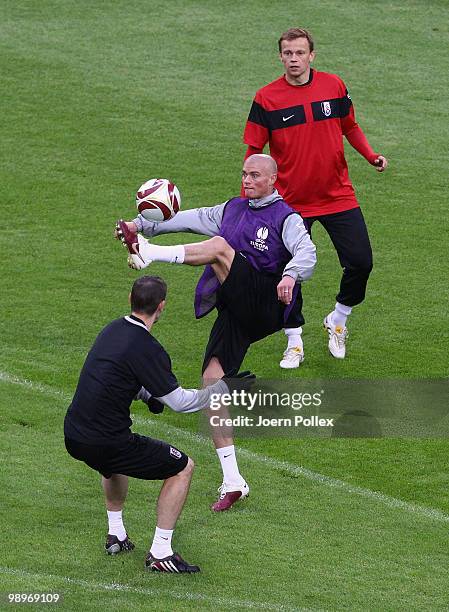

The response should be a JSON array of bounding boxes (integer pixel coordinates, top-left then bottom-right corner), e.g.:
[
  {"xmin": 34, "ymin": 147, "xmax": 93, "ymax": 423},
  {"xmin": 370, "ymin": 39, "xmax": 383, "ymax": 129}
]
[{"xmin": 1, "ymin": 0, "xmax": 449, "ymax": 610}]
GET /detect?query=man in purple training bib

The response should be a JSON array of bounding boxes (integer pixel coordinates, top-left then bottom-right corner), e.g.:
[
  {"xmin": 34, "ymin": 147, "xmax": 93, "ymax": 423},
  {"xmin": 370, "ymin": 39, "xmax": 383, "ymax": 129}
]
[{"xmin": 116, "ymin": 155, "xmax": 316, "ymax": 511}]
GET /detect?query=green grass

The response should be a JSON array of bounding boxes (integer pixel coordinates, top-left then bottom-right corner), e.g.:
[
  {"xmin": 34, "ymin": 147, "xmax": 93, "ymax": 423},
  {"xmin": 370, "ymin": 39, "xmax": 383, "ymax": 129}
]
[{"xmin": 1, "ymin": 0, "xmax": 449, "ymax": 610}]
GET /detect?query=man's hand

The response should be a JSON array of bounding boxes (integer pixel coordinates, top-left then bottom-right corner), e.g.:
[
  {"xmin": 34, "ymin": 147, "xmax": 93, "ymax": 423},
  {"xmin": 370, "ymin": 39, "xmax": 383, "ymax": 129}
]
[
  {"xmin": 146, "ymin": 397, "xmax": 165, "ymax": 414},
  {"xmin": 373, "ymin": 155, "xmax": 388, "ymax": 172},
  {"xmin": 114, "ymin": 220, "xmax": 138, "ymax": 239},
  {"xmin": 277, "ymin": 275, "xmax": 296, "ymax": 305},
  {"xmin": 135, "ymin": 387, "xmax": 165, "ymax": 414}
]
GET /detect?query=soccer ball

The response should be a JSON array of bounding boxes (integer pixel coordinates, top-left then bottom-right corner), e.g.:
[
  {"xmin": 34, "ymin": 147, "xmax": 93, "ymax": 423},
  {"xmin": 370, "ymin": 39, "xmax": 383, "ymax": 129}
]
[{"xmin": 136, "ymin": 178, "xmax": 181, "ymax": 222}]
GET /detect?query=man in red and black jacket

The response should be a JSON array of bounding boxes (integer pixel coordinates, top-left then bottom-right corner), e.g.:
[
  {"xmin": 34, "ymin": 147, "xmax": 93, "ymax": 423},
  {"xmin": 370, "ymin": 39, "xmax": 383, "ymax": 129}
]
[{"xmin": 243, "ymin": 27, "xmax": 388, "ymax": 366}]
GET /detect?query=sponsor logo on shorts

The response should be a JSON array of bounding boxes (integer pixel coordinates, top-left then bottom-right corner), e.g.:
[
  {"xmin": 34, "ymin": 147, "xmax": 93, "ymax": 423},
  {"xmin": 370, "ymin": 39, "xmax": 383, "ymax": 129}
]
[{"xmin": 170, "ymin": 447, "xmax": 182, "ymax": 459}]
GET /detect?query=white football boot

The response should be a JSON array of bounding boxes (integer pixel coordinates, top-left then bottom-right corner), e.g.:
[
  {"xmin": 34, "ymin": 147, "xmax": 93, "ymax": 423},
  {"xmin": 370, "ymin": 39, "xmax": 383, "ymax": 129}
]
[
  {"xmin": 323, "ymin": 314, "xmax": 348, "ymax": 359},
  {"xmin": 116, "ymin": 220, "xmax": 153, "ymax": 270},
  {"xmin": 279, "ymin": 341, "xmax": 305, "ymax": 369},
  {"xmin": 127, "ymin": 234, "xmax": 154, "ymax": 270}
]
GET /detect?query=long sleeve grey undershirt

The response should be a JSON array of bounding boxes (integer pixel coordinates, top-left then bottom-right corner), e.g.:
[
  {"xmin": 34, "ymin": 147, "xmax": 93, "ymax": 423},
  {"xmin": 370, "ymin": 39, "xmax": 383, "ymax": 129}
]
[
  {"xmin": 136, "ymin": 380, "xmax": 228, "ymax": 413},
  {"xmin": 281, "ymin": 215, "xmax": 316, "ymax": 282},
  {"xmin": 134, "ymin": 203, "xmax": 226, "ymax": 238},
  {"xmin": 133, "ymin": 191, "xmax": 316, "ymax": 282}
]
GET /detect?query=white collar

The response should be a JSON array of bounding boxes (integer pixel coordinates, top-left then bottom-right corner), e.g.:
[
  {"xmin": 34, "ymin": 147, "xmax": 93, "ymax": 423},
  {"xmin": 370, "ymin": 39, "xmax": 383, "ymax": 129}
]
[{"xmin": 124, "ymin": 315, "xmax": 148, "ymax": 332}]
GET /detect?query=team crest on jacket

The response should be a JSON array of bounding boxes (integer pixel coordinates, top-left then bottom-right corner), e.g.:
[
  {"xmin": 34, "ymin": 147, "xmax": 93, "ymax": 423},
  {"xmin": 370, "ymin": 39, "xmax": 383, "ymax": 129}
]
[
  {"xmin": 170, "ymin": 447, "xmax": 182, "ymax": 459},
  {"xmin": 321, "ymin": 101, "xmax": 331, "ymax": 116},
  {"xmin": 250, "ymin": 226, "xmax": 269, "ymax": 252}
]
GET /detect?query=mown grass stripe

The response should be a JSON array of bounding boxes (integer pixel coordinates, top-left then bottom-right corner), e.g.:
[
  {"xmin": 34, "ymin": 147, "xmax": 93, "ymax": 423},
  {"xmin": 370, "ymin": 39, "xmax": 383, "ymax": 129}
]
[{"xmin": 2, "ymin": 369, "xmax": 449, "ymax": 524}]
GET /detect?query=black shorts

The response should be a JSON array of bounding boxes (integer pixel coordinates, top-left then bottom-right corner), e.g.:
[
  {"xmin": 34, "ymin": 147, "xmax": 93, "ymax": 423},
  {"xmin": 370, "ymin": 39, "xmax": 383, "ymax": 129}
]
[
  {"xmin": 65, "ymin": 433, "xmax": 188, "ymax": 480},
  {"xmin": 202, "ymin": 252, "xmax": 302, "ymax": 373}
]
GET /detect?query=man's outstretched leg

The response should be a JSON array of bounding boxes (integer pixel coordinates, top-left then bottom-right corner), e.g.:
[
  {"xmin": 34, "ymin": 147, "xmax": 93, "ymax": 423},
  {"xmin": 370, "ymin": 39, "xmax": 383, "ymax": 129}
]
[
  {"xmin": 203, "ymin": 357, "xmax": 249, "ymax": 512},
  {"xmin": 116, "ymin": 220, "xmax": 233, "ymax": 277},
  {"xmin": 102, "ymin": 474, "xmax": 135, "ymax": 554},
  {"xmin": 145, "ymin": 458, "xmax": 200, "ymax": 573}
]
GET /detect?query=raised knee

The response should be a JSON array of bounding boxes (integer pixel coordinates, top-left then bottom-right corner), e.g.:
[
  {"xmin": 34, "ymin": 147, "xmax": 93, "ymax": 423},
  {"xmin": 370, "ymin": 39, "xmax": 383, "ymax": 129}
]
[{"xmin": 210, "ymin": 235, "xmax": 230, "ymax": 257}]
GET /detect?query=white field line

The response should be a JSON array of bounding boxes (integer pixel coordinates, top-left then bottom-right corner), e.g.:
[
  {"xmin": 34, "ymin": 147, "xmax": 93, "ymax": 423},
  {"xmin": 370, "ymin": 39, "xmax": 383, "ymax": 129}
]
[
  {"xmin": 133, "ymin": 415, "xmax": 449, "ymax": 524},
  {"xmin": 0, "ymin": 371, "xmax": 69, "ymax": 401},
  {"xmin": 0, "ymin": 567, "xmax": 308, "ymax": 611},
  {"xmin": 2, "ymin": 370, "xmax": 449, "ymax": 524}
]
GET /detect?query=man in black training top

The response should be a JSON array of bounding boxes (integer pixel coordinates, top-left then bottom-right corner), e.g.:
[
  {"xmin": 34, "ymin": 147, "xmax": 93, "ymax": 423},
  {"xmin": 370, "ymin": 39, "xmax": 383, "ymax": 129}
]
[{"xmin": 64, "ymin": 275, "xmax": 232, "ymax": 574}]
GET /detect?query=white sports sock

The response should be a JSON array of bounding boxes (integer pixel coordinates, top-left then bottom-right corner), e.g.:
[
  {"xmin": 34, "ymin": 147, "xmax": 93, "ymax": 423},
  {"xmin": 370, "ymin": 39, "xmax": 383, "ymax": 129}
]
[
  {"xmin": 150, "ymin": 526, "xmax": 174, "ymax": 559},
  {"xmin": 284, "ymin": 327, "xmax": 303, "ymax": 349},
  {"xmin": 148, "ymin": 244, "xmax": 185, "ymax": 264},
  {"xmin": 216, "ymin": 445, "xmax": 242, "ymax": 485},
  {"xmin": 107, "ymin": 510, "xmax": 127, "ymax": 541},
  {"xmin": 331, "ymin": 302, "xmax": 352, "ymax": 328}
]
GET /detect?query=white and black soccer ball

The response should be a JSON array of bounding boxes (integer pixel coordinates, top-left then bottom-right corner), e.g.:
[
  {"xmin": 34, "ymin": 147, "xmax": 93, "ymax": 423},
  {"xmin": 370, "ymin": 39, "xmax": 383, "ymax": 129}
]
[{"xmin": 136, "ymin": 178, "xmax": 181, "ymax": 222}]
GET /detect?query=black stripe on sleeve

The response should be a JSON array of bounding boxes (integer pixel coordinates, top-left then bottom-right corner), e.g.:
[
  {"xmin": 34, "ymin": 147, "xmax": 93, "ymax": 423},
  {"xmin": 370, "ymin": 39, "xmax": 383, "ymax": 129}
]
[
  {"xmin": 248, "ymin": 100, "xmax": 269, "ymax": 127},
  {"xmin": 340, "ymin": 90, "xmax": 353, "ymax": 117}
]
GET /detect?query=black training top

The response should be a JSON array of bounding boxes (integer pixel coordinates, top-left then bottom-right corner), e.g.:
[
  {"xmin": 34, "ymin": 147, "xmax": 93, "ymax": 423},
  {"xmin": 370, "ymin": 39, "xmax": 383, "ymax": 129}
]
[{"xmin": 64, "ymin": 315, "xmax": 179, "ymax": 444}]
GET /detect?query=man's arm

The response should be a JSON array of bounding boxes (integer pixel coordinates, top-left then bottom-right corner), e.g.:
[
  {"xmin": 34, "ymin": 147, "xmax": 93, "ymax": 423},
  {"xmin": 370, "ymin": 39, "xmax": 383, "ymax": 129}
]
[
  {"xmin": 281, "ymin": 214, "xmax": 317, "ymax": 282},
  {"xmin": 132, "ymin": 204, "xmax": 227, "ymax": 238},
  {"xmin": 345, "ymin": 127, "xmax": 388, "ymax": 172},
  {"xmin": 135, "ymin": 380, "xmax": 229, "ymax": 414},
  {"xmin": 277, "ymin": 214, "xmax": 317, "ymax": 305},
  {"xmin": 156, "ymin": 380, "xmax": 229, "ymax": 413},
  {"xmin": 243, "ymin": 96, "xmax": 270, "ymax": 151},
  {"xmin": 132, "ymin": 341, "xmax": 231, "ymax": 414},
  {"xmin": 340, "ymin": 88, "xmax": 388, "ymax": 172}
]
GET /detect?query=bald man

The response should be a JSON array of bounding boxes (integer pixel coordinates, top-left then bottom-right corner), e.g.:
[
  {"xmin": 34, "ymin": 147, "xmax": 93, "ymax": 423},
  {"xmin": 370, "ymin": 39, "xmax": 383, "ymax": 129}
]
[{"xmin": 115, "ymin": 155, "xmax": 317, "ymax": 511}]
